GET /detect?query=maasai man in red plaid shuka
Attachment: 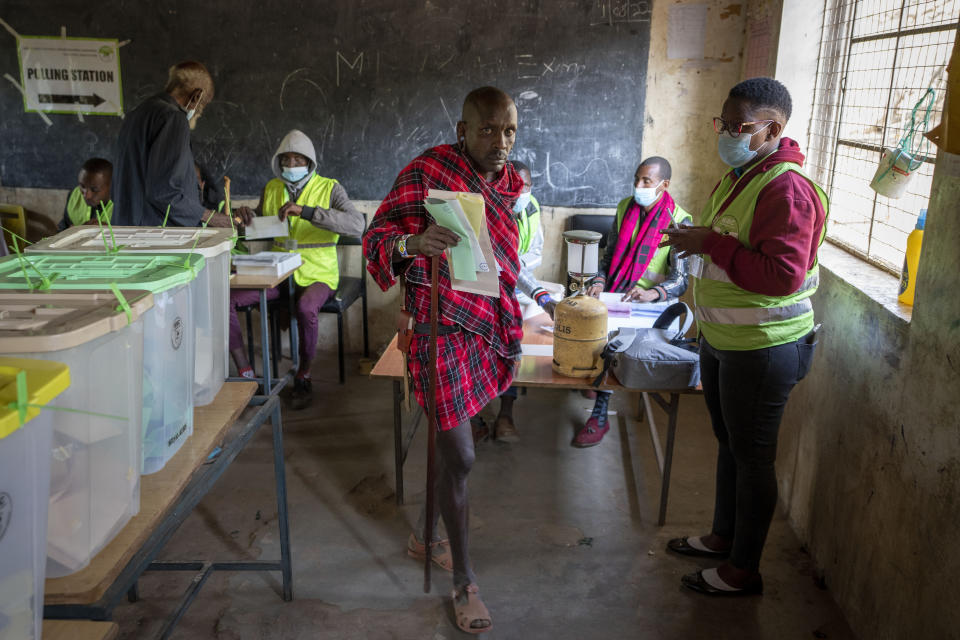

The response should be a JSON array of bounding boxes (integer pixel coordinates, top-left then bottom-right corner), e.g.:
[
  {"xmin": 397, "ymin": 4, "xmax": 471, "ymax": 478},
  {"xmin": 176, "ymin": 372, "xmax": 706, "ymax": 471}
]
[{"xmin": 363, "ymin": 87, "xmax": 523, "ymax": 633}]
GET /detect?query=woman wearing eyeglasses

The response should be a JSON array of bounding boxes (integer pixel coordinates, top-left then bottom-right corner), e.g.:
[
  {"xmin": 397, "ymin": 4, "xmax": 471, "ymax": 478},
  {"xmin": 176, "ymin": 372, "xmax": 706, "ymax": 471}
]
[{"xmin": 660, "ymin": 77, "xmax": 829, "ymax": 597}]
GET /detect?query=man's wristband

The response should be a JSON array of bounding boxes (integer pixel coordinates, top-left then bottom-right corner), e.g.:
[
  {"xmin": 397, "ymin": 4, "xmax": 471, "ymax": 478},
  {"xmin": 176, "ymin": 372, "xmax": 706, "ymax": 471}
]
[
  {"xmin": 396, "ymin": 234, "xmax": 414, "ymax": 258},
  {"xmin": 533, "ymin": 289, "xmax": 552, "ymax": 307}
]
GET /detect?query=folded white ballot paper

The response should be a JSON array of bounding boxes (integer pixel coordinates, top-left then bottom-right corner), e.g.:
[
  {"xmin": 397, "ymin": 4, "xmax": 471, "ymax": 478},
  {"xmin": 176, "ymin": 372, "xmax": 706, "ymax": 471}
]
[
  {"xmin": 426, "ymin": 189, "xmax": 500, "ymax": 297},
  {"xmin": 244, "ymin": 215, "xmax": 290, "ymax": 240}
]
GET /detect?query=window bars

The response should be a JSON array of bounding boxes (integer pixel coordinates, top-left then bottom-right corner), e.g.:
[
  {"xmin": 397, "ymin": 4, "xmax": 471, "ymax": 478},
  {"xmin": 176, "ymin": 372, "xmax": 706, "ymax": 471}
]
[{"xmin": 806, "ymin": 0, "xmax": 958, "ymax": 273}]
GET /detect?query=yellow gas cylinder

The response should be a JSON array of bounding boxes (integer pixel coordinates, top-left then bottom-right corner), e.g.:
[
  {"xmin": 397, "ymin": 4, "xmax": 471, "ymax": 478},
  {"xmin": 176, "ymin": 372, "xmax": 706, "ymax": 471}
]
[{"xmin": 552, "ymin": 294, "xmax": 608, "ymax": 378}]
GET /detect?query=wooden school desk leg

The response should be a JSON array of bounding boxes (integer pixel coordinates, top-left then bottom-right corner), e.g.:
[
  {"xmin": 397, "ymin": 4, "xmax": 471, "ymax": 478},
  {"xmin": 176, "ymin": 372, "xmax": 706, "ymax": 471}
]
[
  {"xmin": 260, "ymin": 290, "xmax": 273, "ymax": 394},
  {"xmin": 393, "ymin": 380, "xmax": 404, "ymax": 505},
  {"xmin": 288, "ymin": 274, "xmax": 300, "ymax": 375},
  {"xmin": 657, "ymin": 393, "xmax": 681, "ymax": 527},
  {"xmin": 271, "ymin": 399, "xmax": 294, "ymax": 601}
]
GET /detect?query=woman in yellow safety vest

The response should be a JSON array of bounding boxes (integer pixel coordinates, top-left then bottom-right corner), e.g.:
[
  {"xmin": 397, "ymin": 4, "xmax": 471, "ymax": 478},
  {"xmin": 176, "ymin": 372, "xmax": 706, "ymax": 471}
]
[
  {"xmin": 231, "ymin": 130, "xmax": 365, "ymax": 409},
  {"xmin": 58, "ymin": 158, "xmax": 113, "ymax": 231},
  {"xmin": 661, "ymin": 77, "xmax": 827, "ymax": 597}
]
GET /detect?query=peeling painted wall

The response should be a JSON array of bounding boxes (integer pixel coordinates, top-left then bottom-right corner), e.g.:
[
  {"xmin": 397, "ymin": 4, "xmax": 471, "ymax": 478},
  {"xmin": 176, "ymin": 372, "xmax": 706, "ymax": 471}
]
[
  {"xmin": 777, "ymin": 151, "xmax": 960, "ymax": 638},
  {"xmin": 641, "ymin": 0, "xmax": 747, "ymax": 214}
]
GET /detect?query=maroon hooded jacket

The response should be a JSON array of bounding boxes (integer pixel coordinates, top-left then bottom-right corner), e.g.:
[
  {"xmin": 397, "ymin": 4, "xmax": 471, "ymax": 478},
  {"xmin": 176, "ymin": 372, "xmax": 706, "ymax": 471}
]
[{"xmin": 701, "ymin": 137, "xmax": 827, "ymax": 297}]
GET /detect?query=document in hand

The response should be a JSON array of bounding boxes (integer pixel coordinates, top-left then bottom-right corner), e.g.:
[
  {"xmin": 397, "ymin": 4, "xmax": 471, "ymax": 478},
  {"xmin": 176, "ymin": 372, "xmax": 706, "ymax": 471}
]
[
  {"xmin": 425, "ymin": 189, "xmax": 500, "ymax": 297},
  {"xmin": 244, "ymin": 215, "xmax": 290, "ymax": 240}
]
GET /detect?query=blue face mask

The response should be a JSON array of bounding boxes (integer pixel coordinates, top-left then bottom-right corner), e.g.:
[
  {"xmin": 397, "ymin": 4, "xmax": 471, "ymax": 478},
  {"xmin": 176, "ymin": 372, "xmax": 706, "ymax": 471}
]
[
  {"xmin": 282, "ymin": 166, "xmax": 310, "ymax": 182},
  {"xmin": 717, "ymin": 122, "xmax": 771, "ymax": 168},
  {"xmin": 513, "ymin": 192, "xmax": 532, "ymax": 213},
  {"xmin": 633, "ymin": 181, "xmax": 663, "ymax": 207}
]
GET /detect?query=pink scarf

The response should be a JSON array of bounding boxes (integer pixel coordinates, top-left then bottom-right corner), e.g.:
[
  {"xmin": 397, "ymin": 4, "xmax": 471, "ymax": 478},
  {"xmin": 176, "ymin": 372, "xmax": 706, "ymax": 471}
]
[{"xmin": 607, "ymin": 191, "xmax": 676, "ymax": 293}]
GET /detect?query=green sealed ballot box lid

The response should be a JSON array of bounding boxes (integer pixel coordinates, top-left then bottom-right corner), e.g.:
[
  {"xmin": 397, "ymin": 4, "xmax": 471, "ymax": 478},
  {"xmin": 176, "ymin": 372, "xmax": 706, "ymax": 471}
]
[
  {"xmin": 0, "ymin": 357, "xmax": 70, "ymax": 439},
  {"xmin": 0, "ymin": 253, "xmax": 205, "ymax": 294}
]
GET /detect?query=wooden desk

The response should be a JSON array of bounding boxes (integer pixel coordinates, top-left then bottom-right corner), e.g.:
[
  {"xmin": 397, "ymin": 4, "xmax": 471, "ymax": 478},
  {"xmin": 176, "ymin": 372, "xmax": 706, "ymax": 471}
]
[
  {"xmin": 45, "ymin": 382, "xmax": 292, "ymax": 639},
  {"xmin": 43, "ymin": 620, "xmax": 119, "ymax": 640},
  {"xmin": 370, "ymin": 313, "xmax": 701, "ymax": 525},
  {"xmin": 229, "ymin": 267, "xmax": 300, "ymax": 395}
]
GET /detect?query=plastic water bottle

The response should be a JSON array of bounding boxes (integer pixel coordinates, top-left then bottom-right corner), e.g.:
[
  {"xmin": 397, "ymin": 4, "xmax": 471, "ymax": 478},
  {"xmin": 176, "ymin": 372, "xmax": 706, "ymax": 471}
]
[{"xmin": 898, "ymin": 208, "xmax": 926, "ymax": 305}]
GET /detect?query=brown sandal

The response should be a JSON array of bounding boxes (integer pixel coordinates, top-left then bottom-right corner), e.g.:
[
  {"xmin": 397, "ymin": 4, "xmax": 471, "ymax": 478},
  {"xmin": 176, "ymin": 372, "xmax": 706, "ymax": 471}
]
[
  {"xmin": 453, "ymin": 584, "xmax": 493, "ymax": 634},
  {"xmin": 406, "ymin": 533, "xmax": 453, "ymax": 572}
]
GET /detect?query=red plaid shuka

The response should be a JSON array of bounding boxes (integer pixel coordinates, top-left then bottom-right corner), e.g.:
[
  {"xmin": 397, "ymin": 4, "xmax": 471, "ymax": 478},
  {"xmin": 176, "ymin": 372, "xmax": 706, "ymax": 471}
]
[{"xmin": 364, "ymin": 144, "xmax": 524, "ymax": 430}]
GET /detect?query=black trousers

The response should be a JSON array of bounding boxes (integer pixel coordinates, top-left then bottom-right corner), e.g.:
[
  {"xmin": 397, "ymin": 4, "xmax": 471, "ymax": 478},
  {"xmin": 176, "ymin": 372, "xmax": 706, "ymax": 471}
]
[{"xmin": 700, "ymin": 330, "xmax": 817, "ymax": 572}]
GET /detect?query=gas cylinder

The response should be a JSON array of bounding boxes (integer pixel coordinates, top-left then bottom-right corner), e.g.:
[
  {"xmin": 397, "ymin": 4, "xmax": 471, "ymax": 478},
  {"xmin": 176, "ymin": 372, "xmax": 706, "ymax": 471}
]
[{"xmin": 552, "ymin": 294, "xmax": 608, "ymax": 378}]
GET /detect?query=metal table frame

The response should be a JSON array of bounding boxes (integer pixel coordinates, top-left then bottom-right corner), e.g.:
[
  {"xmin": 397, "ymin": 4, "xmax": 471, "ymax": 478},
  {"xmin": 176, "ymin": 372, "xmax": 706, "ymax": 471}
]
[
  {"xmin": 44, "ymin": 395, "xmax": 293, "ymax": 640},
  {"xmin": 227, "ymin": 273, "xmax": 300, "ymax": 396},
  {"xmin": 389, "ymin": 379, "xmax": 694, "ymax": 526}
]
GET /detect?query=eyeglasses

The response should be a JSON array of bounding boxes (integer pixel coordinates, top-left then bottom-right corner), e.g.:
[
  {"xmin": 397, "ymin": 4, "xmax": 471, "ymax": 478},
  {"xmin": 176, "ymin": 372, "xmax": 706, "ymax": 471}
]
[{"xmin": 712, "ymin": 117, "xmax": 774, "ymax": 138}]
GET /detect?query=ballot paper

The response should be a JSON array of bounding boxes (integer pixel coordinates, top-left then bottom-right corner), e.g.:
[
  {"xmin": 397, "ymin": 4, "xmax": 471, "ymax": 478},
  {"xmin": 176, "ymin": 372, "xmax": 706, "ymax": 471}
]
[
  {"xmin": 423, "ymin": 198, "xmax": 485, "ymax": 280},
  {"xmin": 598, "ymin": 292, "xmax": 678, "ymax": 332},
  {"xmin": 244, "ymin": 216, "xmax": 289, "ymax": 240},
  {"xmin": 425, "ymin": 189, "xmax": 500, "ymax": 297}
]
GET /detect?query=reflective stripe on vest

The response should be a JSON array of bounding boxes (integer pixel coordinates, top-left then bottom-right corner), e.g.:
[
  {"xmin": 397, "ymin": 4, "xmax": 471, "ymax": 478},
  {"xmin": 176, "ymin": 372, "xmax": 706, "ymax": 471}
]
[
  {"xmin": 614, "ymin": 196, "xmax": 692, "ymax": 290},
  {"xmin": 693, "ymin": 162, "xmax": 829, "ymax": 350},
  {"xmin": 263, "ymin": 174, "xmax": 340, "ymax": 289},
  {"xmin": 517, "ymin": 195, "xmax": 541, "ymax": 256},
  {"xmin": 699, "ymin": 261, "xmax": 821, "ymax": 293},
  {"xmin": 67, "ymin": 187, "xmax": 113, "ymax": 227},
  {"xmin": 696, "ymin": 298, "xmax": 813, "ymax": 325}
]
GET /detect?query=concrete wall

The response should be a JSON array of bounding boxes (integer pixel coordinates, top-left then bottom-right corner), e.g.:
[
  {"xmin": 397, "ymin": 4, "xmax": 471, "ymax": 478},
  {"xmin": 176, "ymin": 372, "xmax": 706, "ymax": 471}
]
[
  {"xmin": 641, "ymin": 0, "xmax": 747, "ymax": 213},
  {"xmin": 776, "ymin": 150, "xmax": 960, "ymax": 640},
  {"xmin": 766, "ymin": 0, "xmax": 960, "ymax": 636}
]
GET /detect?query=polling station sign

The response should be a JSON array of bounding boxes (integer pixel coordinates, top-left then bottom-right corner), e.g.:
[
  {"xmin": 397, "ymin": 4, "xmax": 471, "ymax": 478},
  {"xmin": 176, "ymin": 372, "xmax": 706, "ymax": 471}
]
[{"xmin": 17, "ymin": 36, "xmax": 123, "ymax": 116}]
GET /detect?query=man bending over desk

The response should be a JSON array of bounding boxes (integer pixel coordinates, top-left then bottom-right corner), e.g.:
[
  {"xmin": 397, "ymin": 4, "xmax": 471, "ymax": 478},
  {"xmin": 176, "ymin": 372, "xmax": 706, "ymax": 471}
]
[
  {"xmin": 232, "ymin": 129, "xmax": 364, "ymax": 409},
  {"xmin": 363, "ymin": 86, "xmax": 525, "ymax": 634}
]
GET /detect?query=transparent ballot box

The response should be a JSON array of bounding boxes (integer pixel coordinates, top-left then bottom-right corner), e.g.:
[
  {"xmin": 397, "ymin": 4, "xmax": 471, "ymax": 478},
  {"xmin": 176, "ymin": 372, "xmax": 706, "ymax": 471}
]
[
  {"xmin": 0, "ymin": 358, "xmax": 69, "ymax": 640},
  {"xmin": 29, "ymin": 226, "xmax": 234, "ymax": 406},
  {"xmin": 0, "ymin": 291, "xmax": 152, "ymax": 577},
  {"xmin": 0, "ymin": 252, "xmax": 203, "ymax": 475}
]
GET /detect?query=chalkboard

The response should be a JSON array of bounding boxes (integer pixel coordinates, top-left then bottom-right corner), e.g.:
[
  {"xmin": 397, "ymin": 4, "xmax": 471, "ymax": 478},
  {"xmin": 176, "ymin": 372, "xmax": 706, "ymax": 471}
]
[{"xmin": 0, "ymin": 0, "xmax": 651, "ymax": 207}]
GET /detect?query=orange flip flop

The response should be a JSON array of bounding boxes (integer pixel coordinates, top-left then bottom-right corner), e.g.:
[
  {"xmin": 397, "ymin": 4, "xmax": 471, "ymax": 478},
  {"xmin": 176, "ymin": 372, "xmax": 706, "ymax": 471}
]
[{"xmin": 407, "ymin": 533, "xmax": 453, "ymax": 572}]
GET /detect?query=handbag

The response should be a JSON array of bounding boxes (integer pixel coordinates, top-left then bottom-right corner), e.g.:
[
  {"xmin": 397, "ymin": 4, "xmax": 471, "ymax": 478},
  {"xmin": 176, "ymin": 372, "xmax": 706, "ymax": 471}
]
[{"xmin": 593, "ymin": 302, "xmax": 700, "ymax": 390}]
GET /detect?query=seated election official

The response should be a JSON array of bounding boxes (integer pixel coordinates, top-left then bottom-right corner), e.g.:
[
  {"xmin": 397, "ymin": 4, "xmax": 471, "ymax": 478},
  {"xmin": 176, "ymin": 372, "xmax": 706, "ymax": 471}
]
[{"xmin": 58, "ymin": 158, "xmax": 113, "ymax": 231}]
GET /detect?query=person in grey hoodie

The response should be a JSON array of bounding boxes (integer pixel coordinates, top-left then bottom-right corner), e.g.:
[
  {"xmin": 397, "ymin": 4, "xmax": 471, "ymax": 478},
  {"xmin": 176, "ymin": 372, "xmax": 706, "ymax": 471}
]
[{"xmin": 231, "ymin": 130, "xmax": 365, "ymax": 409}]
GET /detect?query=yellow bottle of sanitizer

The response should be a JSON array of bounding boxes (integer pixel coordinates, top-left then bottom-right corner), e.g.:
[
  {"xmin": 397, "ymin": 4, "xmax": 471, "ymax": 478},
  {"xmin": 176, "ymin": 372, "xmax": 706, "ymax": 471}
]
[{"xmin": 898, "ymin": 208, "xmax": 926, "ymax": 306}]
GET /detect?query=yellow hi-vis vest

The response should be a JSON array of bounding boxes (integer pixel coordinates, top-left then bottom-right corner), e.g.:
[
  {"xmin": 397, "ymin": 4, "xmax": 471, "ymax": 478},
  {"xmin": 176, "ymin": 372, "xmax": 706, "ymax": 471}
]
[
  {"xmin": 516, "ymin": 195, "xmax": 541, "ymax": 255},
  {"xmin": 693, "ymin": 162, "xmax": 829, "ymax": 351},
  {"xmin": 263, "ymin": 173, "xmax": 340, "ymax": 289},
  {"xmin": 67, "ymin": 186, "xmax": 113, "ymax": 226},
  {"xmin": 614, "ymin": 196, "xmax": 692, "ymax": 290}
]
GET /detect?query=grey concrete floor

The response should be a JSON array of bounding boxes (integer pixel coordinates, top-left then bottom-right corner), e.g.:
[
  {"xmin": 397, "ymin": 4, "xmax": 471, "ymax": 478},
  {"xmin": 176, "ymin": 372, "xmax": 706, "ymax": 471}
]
[{"xmin": 111, "ymin": 351, "xmax": 858, "ymax": 639}]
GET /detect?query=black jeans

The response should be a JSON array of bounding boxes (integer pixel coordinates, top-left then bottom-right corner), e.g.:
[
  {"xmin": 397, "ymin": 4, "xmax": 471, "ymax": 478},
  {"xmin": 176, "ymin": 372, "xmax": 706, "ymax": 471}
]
[{"xmin": 700, "ymin": 330, "xmax": 817, "ymax": 572}]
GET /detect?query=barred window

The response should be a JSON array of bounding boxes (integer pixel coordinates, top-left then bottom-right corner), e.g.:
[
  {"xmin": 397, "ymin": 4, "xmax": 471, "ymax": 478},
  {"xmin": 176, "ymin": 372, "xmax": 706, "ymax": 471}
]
[{"xmin": 806, "ymin": 0, "xmax": 958, "ymax": 273}]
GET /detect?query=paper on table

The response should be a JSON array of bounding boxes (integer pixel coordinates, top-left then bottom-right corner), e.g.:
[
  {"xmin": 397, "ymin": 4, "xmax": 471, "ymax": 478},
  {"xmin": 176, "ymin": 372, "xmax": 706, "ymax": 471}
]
[
  {"xmin": 423, "ymin": 198, "xmax": 478, "ymax": 281},
  {"xmin": 427, "ymin": 189, "xmax": 500, "ymax": 297},
  {"xmin": 244, "ymin": 215, "xmax": 289, "ymax": 240},
  {"xmin": 521, "ymin": 343, "xmax": 553, "ymax": 357}
]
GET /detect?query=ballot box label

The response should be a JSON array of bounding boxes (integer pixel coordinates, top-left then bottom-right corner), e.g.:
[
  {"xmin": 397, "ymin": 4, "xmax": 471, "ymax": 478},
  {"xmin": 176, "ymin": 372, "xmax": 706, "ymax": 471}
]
[{"xmin": 17, "ymin": 36, "xmax": 123, "ymax": 116}]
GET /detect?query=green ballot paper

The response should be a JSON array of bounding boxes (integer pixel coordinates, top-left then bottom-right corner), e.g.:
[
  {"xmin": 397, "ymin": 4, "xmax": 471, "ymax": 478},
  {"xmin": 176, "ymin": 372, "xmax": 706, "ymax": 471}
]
[{"xmin": 423, "ymin": 197, "xmax": 478, "ymax": 281}]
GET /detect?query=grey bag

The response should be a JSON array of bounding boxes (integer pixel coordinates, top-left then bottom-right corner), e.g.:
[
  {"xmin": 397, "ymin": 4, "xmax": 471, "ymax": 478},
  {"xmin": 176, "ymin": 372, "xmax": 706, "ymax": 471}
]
[{"xmin": 594, "ymin": 302, "xmax": 700, "ymax": 390}]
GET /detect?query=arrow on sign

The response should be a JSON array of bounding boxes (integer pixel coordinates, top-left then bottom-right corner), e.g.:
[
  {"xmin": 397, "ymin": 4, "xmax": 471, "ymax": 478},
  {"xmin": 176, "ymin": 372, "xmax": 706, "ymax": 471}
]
[{"xmin": 37, "ymin": 93, "xmax": 106, "ymax": 107}]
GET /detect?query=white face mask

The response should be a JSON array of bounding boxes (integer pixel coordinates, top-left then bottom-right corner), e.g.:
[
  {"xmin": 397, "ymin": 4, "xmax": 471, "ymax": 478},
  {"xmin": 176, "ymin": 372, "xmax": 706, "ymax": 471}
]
[
  {"xmin": 185, "ymin": 88, "xmax": 203, "ymax": 123},
  {"xmin": 282, "ymin": 166, "xmax": 310, "ymax": 182},
  {"xmin": 717, "ymin": 122, "xmax": 772, "ymax": 168},
  {"xmin": 633, "ymin": 180, "xmax": 663, "ymax": 207},
  {"xmin": 513, "ymin": 192, "xmax": 532, "ymax": 213}
]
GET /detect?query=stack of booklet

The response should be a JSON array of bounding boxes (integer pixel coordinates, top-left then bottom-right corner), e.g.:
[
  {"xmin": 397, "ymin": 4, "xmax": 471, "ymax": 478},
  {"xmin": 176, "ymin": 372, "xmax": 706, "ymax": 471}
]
[
  {"xmin": 233, "ymin": 251, "xmax": 302, "ymax": 277},
  {"xmin": 422, "ymin": 190, "xmax": 500, "ymax": 298}
]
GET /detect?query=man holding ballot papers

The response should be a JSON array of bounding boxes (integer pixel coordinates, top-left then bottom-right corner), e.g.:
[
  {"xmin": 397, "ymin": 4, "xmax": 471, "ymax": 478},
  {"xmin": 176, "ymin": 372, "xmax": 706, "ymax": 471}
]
[{"xmin": 363, "ymin": 86, "xmax": 525, "ymax": 634}]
